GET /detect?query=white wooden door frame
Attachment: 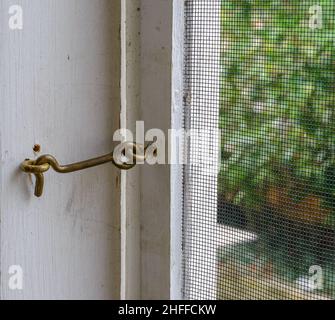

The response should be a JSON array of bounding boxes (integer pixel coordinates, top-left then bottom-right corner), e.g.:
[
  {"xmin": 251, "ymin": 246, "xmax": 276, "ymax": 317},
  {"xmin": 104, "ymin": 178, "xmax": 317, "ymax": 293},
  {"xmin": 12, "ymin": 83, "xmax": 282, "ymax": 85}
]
[
  {"xmin": 121, "ymin": 0, "xmax": 184, "ymax": 300},
  {"xmin": 0, "ymin": 0, "xmax": 186, "ymax": 300}
]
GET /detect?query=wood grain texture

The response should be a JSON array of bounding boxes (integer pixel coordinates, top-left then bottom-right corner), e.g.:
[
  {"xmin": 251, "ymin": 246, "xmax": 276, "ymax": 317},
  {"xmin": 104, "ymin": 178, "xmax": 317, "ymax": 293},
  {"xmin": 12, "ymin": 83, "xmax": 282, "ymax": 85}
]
[{"xmin": 0, "ymin": 0, "xmax": 121, "ymax": 300}]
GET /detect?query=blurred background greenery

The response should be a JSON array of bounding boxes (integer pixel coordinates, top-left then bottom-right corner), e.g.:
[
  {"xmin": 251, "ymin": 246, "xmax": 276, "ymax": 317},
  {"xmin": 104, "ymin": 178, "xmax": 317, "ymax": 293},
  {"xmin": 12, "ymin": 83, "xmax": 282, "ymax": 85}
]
[{"xmin": 218, "ymin": 0, "xmax": 335, "ymax": 299}]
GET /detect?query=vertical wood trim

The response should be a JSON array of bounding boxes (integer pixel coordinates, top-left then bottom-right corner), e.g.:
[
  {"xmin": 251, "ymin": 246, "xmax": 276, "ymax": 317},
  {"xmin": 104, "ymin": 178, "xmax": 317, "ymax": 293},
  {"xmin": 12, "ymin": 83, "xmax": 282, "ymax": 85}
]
[
  {"xmin": 139, "ymin": 0, "xmax": 173, "ymax": 300},
  {"xmin": 171, "ymin": 0, "xmax": 185, "ymax": 300},
  {"xmin": 123, "ymin": 0, "xmax": 184, "ymax": 299},
  {"xmin": 121, "ymin": 0, "xmax": 142, "ymax": 300}
]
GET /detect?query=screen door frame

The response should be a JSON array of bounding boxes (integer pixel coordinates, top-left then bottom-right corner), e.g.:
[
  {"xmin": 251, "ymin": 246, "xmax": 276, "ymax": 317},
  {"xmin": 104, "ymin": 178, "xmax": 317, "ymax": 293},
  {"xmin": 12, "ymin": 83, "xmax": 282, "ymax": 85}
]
[{"xmin": 121, "ymin": 0, "xmax": 222, "ymax": 300}]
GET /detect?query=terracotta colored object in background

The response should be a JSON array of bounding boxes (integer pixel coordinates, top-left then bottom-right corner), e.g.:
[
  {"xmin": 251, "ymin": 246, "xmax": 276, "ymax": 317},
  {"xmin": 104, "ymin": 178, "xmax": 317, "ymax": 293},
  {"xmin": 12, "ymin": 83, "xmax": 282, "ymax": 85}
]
[{"xmin": 267, "ymin": 186, "xmax": 330, "ymax": 225}]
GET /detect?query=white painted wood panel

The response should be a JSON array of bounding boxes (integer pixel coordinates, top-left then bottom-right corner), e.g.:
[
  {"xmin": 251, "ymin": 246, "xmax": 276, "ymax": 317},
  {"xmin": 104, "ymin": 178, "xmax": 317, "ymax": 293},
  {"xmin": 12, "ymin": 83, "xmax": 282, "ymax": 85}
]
[
  {"xmin": 139, "ymin": 0, "xmax": 173, "ymax": 300},
  {"xmin": 0, "ymin": 0, "xmax": 121, "ymax": 300},
  {"xmin": 171, "ymin": 0, "xmax": 185, "ymax": 300},
  {"xmin": 122, "ymin": 0, "xmax": 183, "ymax": 299},
  {"xmin": 120, "ymin": 0, "xmax": 142, "ymax": 300}
]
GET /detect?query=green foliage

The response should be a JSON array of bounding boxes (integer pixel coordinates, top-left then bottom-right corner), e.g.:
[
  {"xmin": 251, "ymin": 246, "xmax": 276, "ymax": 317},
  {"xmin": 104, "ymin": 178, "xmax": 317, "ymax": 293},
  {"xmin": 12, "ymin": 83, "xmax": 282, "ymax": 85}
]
[
  {"xmin": 218, "ymin": 0, "xmax": 335, "ymax": 299},
  {"xmin": 220, "ymin": 0, "xmax": 335, "ymax": 223}
]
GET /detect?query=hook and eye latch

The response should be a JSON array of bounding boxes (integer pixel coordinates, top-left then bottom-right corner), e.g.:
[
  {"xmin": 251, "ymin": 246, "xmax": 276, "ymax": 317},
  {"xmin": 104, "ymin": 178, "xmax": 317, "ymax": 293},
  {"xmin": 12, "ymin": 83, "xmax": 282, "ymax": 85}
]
[{"xmin": 20, "ymin": 141, "xmax": 157, "ymax": 198}]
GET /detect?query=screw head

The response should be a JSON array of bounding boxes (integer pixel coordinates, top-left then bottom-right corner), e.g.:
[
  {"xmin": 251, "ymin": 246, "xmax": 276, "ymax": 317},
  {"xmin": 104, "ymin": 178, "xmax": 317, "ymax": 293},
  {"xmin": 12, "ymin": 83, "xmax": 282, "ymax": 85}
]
[{"xmin": 33, "ymin": 144, "xmax": 41, "ymax": 153}]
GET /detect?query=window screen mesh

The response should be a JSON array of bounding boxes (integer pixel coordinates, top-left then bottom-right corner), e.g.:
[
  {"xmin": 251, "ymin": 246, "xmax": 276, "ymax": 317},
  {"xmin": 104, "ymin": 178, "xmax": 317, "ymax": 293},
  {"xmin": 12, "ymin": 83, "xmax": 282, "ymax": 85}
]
[{"xmin": 183, "ymin": 0, "xmax": 335, "ymax": 300}]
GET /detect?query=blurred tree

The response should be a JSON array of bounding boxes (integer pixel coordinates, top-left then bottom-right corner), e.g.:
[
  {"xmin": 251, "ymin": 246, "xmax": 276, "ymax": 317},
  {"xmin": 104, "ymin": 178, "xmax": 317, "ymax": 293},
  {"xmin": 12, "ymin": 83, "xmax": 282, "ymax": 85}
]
[{"xmin": 219, "ymin": 0, "xmax": 335, "ymax": 227}]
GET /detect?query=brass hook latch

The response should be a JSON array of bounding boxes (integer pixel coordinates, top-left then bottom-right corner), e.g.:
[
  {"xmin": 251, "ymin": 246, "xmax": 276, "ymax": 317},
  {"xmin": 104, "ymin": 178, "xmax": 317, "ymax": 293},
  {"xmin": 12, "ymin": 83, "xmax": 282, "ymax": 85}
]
[{"xmin": 20, "ymin": 141, "xmax": 156, "ymax": 197}]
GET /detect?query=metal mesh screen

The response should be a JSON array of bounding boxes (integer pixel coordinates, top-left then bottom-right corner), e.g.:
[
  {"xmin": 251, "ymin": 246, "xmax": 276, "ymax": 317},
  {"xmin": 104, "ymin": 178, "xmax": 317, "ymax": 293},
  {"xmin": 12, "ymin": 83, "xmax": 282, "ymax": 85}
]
[{"xmin": 183, "ymin": 0, "xmax": 335, "ymax": 300}]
